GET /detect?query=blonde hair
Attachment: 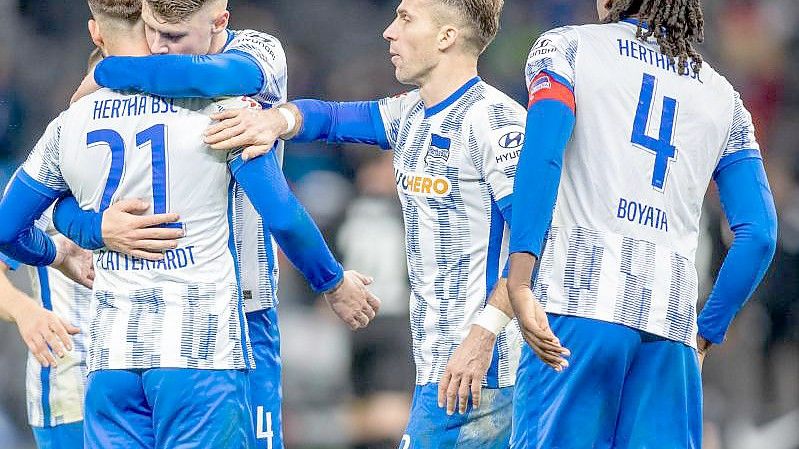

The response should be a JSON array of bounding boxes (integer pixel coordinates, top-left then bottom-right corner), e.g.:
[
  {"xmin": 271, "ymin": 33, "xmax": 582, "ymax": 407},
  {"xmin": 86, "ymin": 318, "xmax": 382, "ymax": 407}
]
[{"xmin": 435, "ymin": 0, "xmax": 504, "ymax": 54}]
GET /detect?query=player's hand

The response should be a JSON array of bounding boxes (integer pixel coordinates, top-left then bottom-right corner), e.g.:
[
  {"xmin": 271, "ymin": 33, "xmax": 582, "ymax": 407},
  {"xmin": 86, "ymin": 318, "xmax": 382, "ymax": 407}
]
[
  {"xmin": 508, "ymin": 284, "xmax": 570, "ymax": 371},
  {"xmin": 50, "ymin": 235, "xmax": 95, "ymax": 289},
  {"xmin": 71, "ymin": 72, "xmax": 101, "ymax": 104},
  {"xmin": 696, "ymin": 335, "xmax": 711, "ymax": 371},
  {"xmin": 10, "ymin": 298, "xmax": 80, "ymax": 368},
  {"xmin": 438, "ymin": 325, "xmax": 495, "ymax": 415},
  {"xmin": 323, "ymin": 271, "xmax": 381, "ymax": 330},
  {"xmin": 204, "ymin": 108, "xmax": 286, "ymax": 160},
  {"xmin": 102, "ymin": 199, "xmax": 184, "ymax": 261}
]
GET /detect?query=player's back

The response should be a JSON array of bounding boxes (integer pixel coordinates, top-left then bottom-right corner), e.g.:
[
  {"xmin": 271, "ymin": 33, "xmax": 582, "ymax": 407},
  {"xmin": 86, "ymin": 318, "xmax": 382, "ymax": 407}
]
[
  {"xmin": 35, "ymin": 90, "xmax": 254, "ymax": 371},
  {"xmin": 527, "ymin": 20, "xmax": 757, "ymax": 345}
]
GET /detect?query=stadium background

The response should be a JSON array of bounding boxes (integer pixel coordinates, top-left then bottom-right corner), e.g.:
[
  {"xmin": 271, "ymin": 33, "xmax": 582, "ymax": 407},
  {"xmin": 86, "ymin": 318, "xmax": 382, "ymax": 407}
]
[{"xmin": 0, "ymin": 0, "xmax": 797, "ymax": 448}]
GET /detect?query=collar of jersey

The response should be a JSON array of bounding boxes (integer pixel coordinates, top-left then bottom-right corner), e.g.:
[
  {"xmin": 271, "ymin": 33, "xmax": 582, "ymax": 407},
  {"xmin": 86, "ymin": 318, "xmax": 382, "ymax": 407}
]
[
  {"xmin": 622, "ymin": 17, "xmax": 650, "ymax": 30},
  {"xmin": 424, "ymin": 76, "xmax": 481, "ymax": 118},
  {"xmin": 220, "ymin": 29, "xmax": 236, "ymax": 52}
]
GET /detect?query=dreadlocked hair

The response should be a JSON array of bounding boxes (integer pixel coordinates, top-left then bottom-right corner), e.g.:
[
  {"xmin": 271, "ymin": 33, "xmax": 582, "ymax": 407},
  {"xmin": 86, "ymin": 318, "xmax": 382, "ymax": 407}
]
[{"xmin": 604, "ymin": 0, "xmax": 705, "ymax": 75}]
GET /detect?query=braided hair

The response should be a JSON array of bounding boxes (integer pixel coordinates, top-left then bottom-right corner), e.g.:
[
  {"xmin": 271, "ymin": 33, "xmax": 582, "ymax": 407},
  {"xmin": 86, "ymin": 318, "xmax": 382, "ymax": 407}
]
[{"xmin": 604, "ymin": 0, "xmax": 705, "ymax": 74}]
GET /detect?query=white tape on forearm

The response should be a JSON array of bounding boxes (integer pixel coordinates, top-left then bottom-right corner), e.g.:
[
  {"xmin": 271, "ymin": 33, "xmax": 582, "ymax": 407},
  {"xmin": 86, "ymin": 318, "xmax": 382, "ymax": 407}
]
[
  {"xmin": 473, "ymin": 304, "xmax": 512, "ymax": 335},
  {"xmin": 277, "ymin": 105, "xmax": 296, "ymax": 136}
]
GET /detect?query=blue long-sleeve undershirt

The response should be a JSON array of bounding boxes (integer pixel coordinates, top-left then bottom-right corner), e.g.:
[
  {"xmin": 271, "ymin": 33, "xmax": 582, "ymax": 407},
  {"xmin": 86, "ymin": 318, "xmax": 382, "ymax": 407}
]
[
  {"xmin": 509, "ymin": 98, "xmax": 576, "ymax": 257},
  {"xmin": 697, "ymin": 155, "xmax": 777, "ymax": 344},
  {"xmin": 0, "ymin": 171, "xmax": 59, "ymax": 266},
  {"xmin": 94, "ymin": 51, "xmax": 264, "ymax": 98},
  {"xmin": 293, "ymin": 99, "xmax": 390, "ymax": 149},
  {"xmin": 229, "ymin": 152, "xmax": 343, "ymax": 293}
]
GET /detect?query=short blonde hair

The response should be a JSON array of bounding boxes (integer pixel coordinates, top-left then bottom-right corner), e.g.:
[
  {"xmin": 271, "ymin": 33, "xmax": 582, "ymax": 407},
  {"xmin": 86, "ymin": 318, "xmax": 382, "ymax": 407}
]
[
  {"xmin": 87, "ymin": 0, "xmax": 141, "ymax": 23},
  {"xmin": 145, "ymin": 0, "xmax": 223, "ymax": 23},
  {"xmin": 435, "ymin": 0, "xmax": 504, "ymax": 54}
]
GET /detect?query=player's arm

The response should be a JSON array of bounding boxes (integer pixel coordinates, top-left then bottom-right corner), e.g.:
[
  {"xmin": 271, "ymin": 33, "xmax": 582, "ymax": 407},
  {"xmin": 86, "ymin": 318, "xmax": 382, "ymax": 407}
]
[
  {"xmin": 0, "ymin": 255, "xmax": 80, "ymax": 367},
  {"xmin": 0, "ymin": 116, "xmax": 95, "ymax": 288},
  {"xmin": 51, "ymin": 195, "xmax": 183, "ymax": 261},
  {"xmin": 88, "ymin": 31, "xmax": 285, "ymax": 100},
  {"xmin": 229, "ymin": 151, "xmax": 381, "ymax": 330},
  {"xmin": 696, "ymin": 98, "xmax": 778, "ymax": 362},
  {"xmin": 507, "ymin": 29, "xmax": 579, "ymax": 370},
  {"xmin": 91, "ymin": 53, "xmax": 263, "ymax": 98},
  {"xmin": 204, "ymin": 99, "xmax": 393, "ymax": 160}
]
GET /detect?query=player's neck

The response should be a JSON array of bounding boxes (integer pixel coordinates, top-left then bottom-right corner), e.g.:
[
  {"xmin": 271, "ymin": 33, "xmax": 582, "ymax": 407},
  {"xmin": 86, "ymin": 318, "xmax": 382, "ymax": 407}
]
[
  {"xmin": 209, "ymin": 29, "xmax": 230, "ymax": 54},
  {"xmin": 419, "ymin": 56, "xmax": 479, "ymax": 109}
]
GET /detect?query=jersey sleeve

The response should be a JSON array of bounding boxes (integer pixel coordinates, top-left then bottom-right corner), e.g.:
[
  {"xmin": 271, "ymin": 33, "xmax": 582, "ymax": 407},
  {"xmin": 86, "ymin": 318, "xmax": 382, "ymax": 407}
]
[
  {"xmin": 376, "ymin": 91, "xmax": 418, "ymax": 149},
  {"xmin": 21, "ymin": 113, "xmax": 69, "ymax": 197},
  {"xmin": 715, "ymin": 91, "xmax": 761, "ymax": 175},
  {"xmin": 225, "ymin": 30, "xmax": 288, "ymax": 105},
  {"xmin": 525, "ymin": 26, "xmax": 579, "ymax": 91},
  {"xmin": 468, "ymin": 103, "xmax": 527, "ymax": 203}
]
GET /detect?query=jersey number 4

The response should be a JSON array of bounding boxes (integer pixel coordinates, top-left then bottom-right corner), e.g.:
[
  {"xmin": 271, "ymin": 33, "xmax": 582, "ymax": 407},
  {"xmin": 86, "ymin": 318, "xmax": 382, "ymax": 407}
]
[
  {"xmin": 87, "ymin": 124, "xmax": 182, "ymax": 228},
  {"xmin": 631, "ymin": 73, "xmax": 678, "ymax": 192}
]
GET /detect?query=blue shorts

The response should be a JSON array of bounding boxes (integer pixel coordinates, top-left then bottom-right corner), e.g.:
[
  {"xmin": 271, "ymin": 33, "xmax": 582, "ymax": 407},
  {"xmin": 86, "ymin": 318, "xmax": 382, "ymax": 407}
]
[
  {"xmin": 84, "ymin": 368, "xmax": 254, "ymax": 449},
  {"xmin": 511, "ymin": 314, "xmax": 702, "ymax": 449},
  {"xmin": 247, "ymin": 308, "xmax": 283, "ymax": 449},
  {"xmin": 400, "ymin": 383, "xmax": 513, "ymax": 449},
  {"xmin": 32, "ymin": 421, "xmax": 83, "ymax": 449}
]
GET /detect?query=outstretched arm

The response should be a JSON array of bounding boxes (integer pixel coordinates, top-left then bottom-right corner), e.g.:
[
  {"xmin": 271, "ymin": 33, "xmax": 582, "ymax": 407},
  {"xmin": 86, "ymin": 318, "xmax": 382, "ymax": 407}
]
[{"xmin": 204, "ymin": 100, "xmax": 390, "ymax": 160}]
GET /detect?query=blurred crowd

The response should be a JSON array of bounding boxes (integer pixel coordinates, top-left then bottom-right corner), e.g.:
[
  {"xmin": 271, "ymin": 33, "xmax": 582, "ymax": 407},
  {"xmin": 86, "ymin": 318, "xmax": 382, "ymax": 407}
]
[{"xmin": 0, "ymin": 0, "xmax": 797, "ymax": 448}]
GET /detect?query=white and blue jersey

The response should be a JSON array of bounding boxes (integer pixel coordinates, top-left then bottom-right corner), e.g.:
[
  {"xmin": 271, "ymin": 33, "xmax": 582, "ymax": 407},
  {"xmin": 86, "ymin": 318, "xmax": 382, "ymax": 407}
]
[
  {"xmin": 0, "ymin": 212, "xmax": 91, "ymax": 431},
  {"xmin": 376, "ymin": 78, "xmax": 525, "ymax": 387},
  {"xmin": 224, "ymin": 29, "xmax": 287, "ymax": 313},
  {"xmin": 20, "ymin": 92, "xmax": 257, "ymax": 372},
  {"xmin": 524, "ymin": 22, "xmax": 761, "ymax": 348}
]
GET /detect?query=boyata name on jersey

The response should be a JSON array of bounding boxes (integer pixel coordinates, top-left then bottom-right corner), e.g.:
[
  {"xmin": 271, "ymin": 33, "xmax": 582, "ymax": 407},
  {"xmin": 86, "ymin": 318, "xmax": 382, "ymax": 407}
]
[
  {"xmin": 92, "ymin": 95, "xmax": 180, "ymax": 120},
  {"xmin": 616, "ymin": 197, "xmax": 669, "ymax": 232},
  {"xmin": 95, "ymin": 246, "xmax": 197, "ymax": 271}
]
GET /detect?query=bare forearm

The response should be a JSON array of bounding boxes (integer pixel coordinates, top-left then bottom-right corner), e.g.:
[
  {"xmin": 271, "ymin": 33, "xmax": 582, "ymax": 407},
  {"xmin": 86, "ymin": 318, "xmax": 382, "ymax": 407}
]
[
  {"xmin": 0, "ymin": 268, "xmax": 33, "ymax": 323},
  {"xmin": 486, "ymin": 278, "xmax": 512, "ymax": 317},
  {"xmin": 507, "ymin": 252, "xmax": 537, "ymax": 309}
]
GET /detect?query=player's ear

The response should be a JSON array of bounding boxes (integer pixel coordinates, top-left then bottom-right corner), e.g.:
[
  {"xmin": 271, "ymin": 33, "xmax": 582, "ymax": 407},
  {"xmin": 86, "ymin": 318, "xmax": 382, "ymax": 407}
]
[
  {"xmin": 437, "ymin": 25, "xmax": 458, "ymax": 52},
  {"xmin": 211, "ymin": 10, "xmax": 230, "ymax": 35},
  {"xmin": 88, "ymin": 19, "xmax": 105, "ymax": 50}
]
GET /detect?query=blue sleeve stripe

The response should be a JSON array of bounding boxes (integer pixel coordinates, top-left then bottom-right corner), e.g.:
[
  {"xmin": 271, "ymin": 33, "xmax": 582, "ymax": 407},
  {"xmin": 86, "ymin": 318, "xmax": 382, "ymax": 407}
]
[
  {"xmin": 714, "ymin": 149, "xmax": 761, "ymax": 179},
  {"xmin": 0, "ymin": 252, "xmax": 20, "ymax": 270},
  {"xmin": 369, "ymin": 101, "xmax": 391, "ymax": 150},
  {"xmin": 17, "ymin": 170, "xmax": 62, "ymax": 200}
]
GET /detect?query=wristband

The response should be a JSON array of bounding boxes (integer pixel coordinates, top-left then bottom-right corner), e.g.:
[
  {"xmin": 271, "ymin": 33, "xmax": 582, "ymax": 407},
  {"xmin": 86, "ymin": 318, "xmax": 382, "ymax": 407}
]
[
  {"xmin": 473, "ymin": 304, "xmax": 512, "ymax": 335},
  {"xmin": 277, "ymin": 105, "xmax": 297, "ymax": 137}
]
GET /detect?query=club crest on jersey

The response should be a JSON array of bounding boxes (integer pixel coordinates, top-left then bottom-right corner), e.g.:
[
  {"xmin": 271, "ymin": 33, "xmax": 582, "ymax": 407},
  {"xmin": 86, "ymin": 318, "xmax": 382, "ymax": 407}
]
[
  {"xmin": 424, "ymin": 134, "xmax": 451, "ymax": 165},
  {"xmin": 395, "ymin": 169, "xmax": 451, "ymax": 198}
]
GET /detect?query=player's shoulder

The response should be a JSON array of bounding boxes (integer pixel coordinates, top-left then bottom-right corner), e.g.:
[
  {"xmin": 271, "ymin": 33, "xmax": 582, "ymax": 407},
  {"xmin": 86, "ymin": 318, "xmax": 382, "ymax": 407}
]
[
  {"xmin": 381, "ymin": 88, "xmax": 422, "ymax": 108},
  {"xmin": 226, "ymin": 29, "xmax": 285, "ymax": 57},
  {"xmin": 466, "ymin": 82, "xmax": 526, "ymax": 125},
  {"xmin": 533, "ymin": 25, "xmax": 582, "ymax": 47}
]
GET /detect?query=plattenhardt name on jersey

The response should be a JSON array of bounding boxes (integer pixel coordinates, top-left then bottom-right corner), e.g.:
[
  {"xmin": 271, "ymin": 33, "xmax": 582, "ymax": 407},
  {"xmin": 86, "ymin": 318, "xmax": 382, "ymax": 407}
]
[{"xmin": 95, "ymin": 246, "xmax": 198, "ymax": 271}]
